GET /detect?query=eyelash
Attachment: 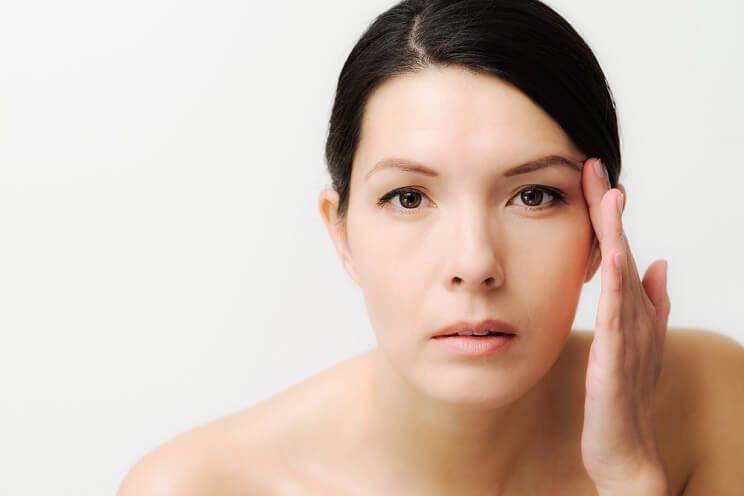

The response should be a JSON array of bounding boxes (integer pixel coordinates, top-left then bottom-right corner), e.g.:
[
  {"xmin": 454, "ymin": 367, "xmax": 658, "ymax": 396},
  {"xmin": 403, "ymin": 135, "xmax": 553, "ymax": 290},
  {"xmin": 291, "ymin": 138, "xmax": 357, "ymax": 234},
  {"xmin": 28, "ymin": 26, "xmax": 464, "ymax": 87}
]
[{"xmin": 376, "ymin": 185, "xmax": 567, "ymax": 214}]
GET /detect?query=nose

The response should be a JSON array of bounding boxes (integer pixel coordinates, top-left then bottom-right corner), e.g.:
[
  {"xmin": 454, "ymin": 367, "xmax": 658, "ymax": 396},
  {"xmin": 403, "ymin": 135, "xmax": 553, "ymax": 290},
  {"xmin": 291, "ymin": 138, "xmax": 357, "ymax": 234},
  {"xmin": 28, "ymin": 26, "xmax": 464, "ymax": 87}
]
[{"xmin": 445, "ymin": 215, "xmax": 505, "ymax": 291}]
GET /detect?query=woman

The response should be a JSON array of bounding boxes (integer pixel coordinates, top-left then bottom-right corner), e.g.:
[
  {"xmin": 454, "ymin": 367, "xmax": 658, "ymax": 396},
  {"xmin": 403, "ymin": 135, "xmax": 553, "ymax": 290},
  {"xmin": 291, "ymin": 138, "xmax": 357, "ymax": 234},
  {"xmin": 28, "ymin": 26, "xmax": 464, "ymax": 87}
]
[{"xmin": 118, "ymin": 1, "xmax": 743, "ymax": 494}]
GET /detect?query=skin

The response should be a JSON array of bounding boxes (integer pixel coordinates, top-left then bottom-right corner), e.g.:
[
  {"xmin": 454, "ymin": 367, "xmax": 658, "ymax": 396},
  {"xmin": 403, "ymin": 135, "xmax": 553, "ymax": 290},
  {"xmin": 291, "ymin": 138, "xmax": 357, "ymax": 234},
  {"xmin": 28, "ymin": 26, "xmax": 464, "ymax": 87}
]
[
  {"xmin": 117, "ymin": 62, "xmax": 744, "ymax": 496},
  {"xmin": 579, "ymin": 150, "xmax": 671, "ymax": 493},
  {"xmin": 317, "ymin": 64, "xmax": 631, "ymax": 493}
]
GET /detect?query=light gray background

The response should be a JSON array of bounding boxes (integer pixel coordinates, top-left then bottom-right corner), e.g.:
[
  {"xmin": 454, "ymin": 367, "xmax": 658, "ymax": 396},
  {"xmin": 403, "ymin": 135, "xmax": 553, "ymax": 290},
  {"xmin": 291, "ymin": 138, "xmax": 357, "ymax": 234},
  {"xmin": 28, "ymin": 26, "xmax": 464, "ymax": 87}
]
[{"xmin": 0, "ymin": 1, "xmax": 742, "ymax": 494}]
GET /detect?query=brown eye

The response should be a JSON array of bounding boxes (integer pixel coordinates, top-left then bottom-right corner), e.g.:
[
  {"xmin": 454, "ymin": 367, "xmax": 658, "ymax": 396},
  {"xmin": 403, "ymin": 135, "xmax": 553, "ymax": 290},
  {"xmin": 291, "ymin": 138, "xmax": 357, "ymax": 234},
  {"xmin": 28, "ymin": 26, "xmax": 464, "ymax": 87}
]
[
  {"xmin": 398, "ymin": 191, "xmax": 422, "ymax": 209},
  {"xmin": 377, "ymin": 188, "xmax": 430, "ymax": 212},
  {"xmin": 520, "ymin": 189, "xmax": 545, "ymax": 207},
  {"xmin": 378, "ymin": 185, "xmax": 566, "ymax": 215},
  {"xmin": 510, "ymin": 186, "xmax": 566, "ymax": 212}
]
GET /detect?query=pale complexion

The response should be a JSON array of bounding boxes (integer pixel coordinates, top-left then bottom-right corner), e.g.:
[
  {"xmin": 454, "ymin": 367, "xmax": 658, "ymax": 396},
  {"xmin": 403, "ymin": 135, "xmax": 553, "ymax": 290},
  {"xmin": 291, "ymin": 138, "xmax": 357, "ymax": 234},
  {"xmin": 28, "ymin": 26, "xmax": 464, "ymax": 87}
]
[{"xmin": 318, "ymin": 65, "xmax": 627, "ymax": 494}]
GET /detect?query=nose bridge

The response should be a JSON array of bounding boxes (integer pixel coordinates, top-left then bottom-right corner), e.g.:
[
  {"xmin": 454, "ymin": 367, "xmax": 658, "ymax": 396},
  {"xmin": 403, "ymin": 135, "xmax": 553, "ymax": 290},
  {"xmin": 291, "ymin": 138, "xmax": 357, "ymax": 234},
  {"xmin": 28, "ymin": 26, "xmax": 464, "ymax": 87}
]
[{"xmin": 446, "ymin": 199, "xmax": 505, "ymax": 289}]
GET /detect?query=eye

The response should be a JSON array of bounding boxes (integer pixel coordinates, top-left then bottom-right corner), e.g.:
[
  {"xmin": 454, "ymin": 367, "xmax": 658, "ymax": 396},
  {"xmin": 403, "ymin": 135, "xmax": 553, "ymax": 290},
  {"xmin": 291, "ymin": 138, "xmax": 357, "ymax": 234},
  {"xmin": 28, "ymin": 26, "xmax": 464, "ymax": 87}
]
[
  {"xmin": 376, "ymin": 187, "xmax": 432, "ymax": 213},
  {"xmin": 510, "ymin": 186, "xmax": 567, "ymax": 212},
  {"xmin": 376, "ymin": 185, "xmax": 567, "ymax": 214}
]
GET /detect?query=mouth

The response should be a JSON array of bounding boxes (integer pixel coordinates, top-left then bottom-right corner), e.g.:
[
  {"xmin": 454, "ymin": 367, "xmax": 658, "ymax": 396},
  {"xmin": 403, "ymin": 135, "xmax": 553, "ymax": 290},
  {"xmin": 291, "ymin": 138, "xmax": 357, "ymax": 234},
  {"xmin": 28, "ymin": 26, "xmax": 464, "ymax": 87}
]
[
  {"xmin": 431, "ymin": 330, "xmax": 516, "ymax": 356},
  {"xmin": 433, "ymin": 331, "xmax": 514, "ymax": 338},
  {"xmin": 431, "ymin": 318, "xmax": 518, "ymax": 339}
]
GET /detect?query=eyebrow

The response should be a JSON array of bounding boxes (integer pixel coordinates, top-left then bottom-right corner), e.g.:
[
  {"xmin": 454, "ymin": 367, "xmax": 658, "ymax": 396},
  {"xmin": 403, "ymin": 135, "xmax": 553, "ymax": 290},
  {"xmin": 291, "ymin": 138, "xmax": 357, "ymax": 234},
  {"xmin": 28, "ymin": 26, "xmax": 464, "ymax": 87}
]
[{"xmin": 364, "ymin": 154, "xmax": 582, "ymax": 181}]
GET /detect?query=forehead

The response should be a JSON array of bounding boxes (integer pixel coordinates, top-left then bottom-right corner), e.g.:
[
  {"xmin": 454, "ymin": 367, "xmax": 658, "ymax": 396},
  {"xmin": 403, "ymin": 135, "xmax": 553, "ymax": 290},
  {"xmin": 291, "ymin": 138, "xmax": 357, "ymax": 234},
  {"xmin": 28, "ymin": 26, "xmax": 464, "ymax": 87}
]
[{"xmin": 354, "ymin": 65, "xmax": 578, "ymax": 177}]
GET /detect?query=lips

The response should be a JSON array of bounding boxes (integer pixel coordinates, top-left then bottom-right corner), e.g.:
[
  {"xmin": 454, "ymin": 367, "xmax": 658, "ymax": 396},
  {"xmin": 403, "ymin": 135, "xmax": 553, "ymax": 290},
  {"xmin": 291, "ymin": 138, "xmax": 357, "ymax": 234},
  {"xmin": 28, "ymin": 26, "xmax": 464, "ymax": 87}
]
[{"xmin": 431, "ymin": 318, "xmax": 517, "ymax": 338}]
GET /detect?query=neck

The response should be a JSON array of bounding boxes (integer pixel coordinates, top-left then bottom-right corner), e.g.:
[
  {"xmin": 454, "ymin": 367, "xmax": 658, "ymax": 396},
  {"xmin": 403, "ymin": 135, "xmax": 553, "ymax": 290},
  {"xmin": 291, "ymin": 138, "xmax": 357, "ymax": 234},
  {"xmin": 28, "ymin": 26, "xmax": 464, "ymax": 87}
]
[{"xmin": 363, "ymin": 343, "xmax": 576, "ymax": 495}]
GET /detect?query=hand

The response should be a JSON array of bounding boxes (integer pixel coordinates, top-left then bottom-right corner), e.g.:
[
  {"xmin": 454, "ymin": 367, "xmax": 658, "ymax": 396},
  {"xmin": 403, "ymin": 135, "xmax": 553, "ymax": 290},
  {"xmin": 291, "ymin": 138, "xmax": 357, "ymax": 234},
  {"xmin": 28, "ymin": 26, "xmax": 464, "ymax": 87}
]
[{"xmin": 578, "ymin": 158, "xmax": 672, "ymax": 492}]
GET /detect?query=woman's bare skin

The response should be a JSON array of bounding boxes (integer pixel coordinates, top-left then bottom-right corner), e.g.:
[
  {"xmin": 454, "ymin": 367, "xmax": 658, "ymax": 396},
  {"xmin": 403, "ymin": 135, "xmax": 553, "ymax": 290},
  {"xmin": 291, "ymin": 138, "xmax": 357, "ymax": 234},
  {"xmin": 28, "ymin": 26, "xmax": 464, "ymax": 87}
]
[
  {"xmin": 117, "ymin": 328, "xmax": 743, "ymax": 495},
  {"xmin": 117, "ymin": 63, "xmax": 744, "ymax": 496}
]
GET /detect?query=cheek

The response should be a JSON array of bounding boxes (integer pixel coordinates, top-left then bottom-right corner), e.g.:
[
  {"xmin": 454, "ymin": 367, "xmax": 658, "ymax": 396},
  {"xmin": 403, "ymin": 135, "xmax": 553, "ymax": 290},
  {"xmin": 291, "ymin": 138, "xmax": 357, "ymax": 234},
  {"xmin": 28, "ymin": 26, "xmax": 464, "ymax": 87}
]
[
  {"xmin": 347, "ymin": 208, "xmax": 434, "ymax": 299},
  {"xmin": 346, "ymin": 219, "xmax": 432, "ymax": 355},
  {"xmin": 506, "ymin": 215, "xmax": 593, "ymax": 321}
]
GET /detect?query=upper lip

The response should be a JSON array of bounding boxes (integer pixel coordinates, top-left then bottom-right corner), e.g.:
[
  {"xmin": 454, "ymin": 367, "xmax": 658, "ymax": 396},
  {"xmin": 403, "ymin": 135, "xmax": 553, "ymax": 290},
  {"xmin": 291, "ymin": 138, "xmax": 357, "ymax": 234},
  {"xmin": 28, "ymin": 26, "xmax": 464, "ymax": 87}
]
[{"xmin": 431, "ymin": 318, "xmax": 517, "ymax": 338}]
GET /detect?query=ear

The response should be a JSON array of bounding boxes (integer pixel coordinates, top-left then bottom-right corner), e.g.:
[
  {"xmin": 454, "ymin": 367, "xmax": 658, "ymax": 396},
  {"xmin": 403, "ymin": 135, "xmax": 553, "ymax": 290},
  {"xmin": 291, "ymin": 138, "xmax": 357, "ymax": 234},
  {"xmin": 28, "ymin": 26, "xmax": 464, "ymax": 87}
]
[
  {"xmin": 318, "ymin": 188, "xmax": 360, "ymax": 286},
  {"xmin": 584, "ymin": 182, "xmax": 627, "ymax": 283}
]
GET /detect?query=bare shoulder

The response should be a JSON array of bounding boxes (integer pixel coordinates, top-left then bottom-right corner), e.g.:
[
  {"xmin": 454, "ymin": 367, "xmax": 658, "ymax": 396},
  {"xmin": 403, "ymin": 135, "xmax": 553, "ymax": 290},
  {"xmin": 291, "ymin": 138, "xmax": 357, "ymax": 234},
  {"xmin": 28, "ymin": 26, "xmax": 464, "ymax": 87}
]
[
  {"xmin": 665, "ymin": 326, "xmax": 743, "ymax": 356},
  {"xmin": 667, "ymin": 328, "xmax": 744, "ymax": 495},
  {"xmin": 657, "ymin": 327, "xmax": 744, "ymax": 422},
  {"xmin": 660, "ymin": 327, "xmax": 744, "ymax": 415},
  {"xmin": 115, "ymin": 408, "xmax": 276, "ymax": 495},
  {"xmin": 116, "ymin": 351, "xmax": 373, "ymax": 495}
]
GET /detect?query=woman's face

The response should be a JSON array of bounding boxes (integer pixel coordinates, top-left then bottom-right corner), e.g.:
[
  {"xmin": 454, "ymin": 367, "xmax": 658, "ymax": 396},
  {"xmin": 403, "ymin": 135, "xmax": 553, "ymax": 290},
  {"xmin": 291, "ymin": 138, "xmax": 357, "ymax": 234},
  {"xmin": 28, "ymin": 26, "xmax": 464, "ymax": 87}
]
[{"xmin": 320, "ymin": 65, "xmax": 602, "ymax": 407}]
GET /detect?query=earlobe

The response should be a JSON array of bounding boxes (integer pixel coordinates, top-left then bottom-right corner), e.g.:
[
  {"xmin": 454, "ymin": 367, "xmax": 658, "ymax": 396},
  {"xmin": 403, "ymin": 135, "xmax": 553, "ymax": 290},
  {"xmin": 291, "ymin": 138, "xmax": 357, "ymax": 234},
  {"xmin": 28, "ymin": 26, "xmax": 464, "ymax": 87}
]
[{"xmin": 317, "ymin": 189, "xmax": 360, "ymax": 286}]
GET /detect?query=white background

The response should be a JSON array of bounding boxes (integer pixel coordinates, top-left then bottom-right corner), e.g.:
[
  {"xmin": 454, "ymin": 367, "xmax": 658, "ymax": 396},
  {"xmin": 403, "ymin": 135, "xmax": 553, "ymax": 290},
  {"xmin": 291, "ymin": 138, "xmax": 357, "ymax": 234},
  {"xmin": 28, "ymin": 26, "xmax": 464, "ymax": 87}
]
[{"xmin": 1, "ymin": 0, "xmax": 742, "ymax": 494}]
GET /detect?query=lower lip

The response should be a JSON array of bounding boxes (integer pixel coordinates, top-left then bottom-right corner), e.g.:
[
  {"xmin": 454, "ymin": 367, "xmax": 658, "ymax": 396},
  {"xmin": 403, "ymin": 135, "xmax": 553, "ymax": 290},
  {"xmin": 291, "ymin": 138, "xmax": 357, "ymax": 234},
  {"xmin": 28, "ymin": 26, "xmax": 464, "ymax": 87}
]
[{"xmin": 431, "ymin": 334, "xmax": 516, "ymax": 356}]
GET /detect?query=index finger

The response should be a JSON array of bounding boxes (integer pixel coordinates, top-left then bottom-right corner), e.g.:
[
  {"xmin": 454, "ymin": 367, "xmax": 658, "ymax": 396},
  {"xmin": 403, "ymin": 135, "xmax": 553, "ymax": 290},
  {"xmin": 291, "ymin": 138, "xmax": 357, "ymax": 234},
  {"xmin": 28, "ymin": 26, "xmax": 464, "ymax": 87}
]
[{"xmin": 581, "ymin": 157, "xmax": 612, "ymax": 243}]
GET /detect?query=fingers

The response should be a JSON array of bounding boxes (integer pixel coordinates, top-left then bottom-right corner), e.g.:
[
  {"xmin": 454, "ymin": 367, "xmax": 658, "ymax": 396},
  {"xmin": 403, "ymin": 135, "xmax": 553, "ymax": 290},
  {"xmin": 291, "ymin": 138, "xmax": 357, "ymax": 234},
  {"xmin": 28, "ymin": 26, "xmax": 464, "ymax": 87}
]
[
  {"xmin": 592, "ymin": 185, "xmax": 628, "ymax": 388},
  {"xmin": 596, "ymin": 191, "xmax": 624, "ymax": 331},
  {"xmin": 581, "ymin": 157, "xmax": 612, "ymax": 241},
  {"xmin": 583, "ymin": 157, "xmax": 642, "ymax": 299},
  {"xmin": 589, "ymin": 188, "xmax": 626, "ymax": 386},
  {"xmin": 641, "ymin": 260, "xmax": 671, "ymax": 348},
  {"xmin": 583, "ymin": 157, "xmax": 670, "ymax": 396},
  {"xmin": 641, "ymin": 260, "xmax": 671, "ymax": 384}
]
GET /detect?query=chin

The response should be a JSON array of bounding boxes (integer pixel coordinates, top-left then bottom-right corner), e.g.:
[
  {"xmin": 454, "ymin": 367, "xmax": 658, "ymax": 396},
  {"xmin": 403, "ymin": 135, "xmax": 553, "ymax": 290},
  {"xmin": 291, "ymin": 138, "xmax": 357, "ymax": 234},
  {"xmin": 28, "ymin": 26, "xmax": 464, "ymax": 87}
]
[{"xmin": 411, "ymin": 365, "xmax": 539, "ymax": 410}]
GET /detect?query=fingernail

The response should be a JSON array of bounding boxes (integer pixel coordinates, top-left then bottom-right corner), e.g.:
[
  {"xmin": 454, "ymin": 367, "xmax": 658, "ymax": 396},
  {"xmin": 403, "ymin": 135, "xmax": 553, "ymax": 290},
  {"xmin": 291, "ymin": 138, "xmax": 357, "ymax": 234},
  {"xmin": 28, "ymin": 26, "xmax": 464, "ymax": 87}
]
[
  {"xmin": 617, "ymin": 193, "xmax": 625, "ymax": 211},
  {"xmin": 593, "ymin": 159, "xmax": 609, "ymax": 186}
]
